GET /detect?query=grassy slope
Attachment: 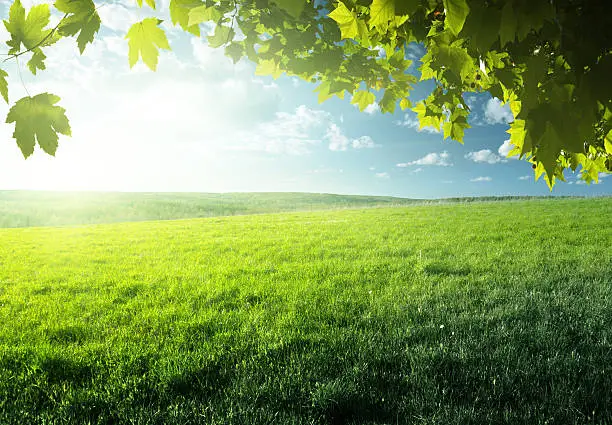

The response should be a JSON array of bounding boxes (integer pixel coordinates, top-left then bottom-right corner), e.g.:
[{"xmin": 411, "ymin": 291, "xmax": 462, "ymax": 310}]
[
  {"xmin": 0, "ymin": 191, "xmax": 421, "ymax": 228},
  {"xmin": 0, "ymin": 190, "xmax": 554, "ymax": 228},
  {"xmin": 0, "ymin": 198, "xmax": 611, "ymax": 424}
]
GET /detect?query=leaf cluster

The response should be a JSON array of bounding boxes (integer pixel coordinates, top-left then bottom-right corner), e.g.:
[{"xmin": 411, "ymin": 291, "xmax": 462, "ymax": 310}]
[{"xmin": 0, "ymin": 0, "xmax": 610, "ymax": 188}]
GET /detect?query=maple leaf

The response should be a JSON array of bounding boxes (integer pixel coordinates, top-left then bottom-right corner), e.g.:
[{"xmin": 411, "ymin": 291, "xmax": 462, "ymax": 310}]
[
  {"xmin": 328, "ymin": 3, "xmax": 359, "ymax": 40},
  {"xmin": 351, "ymin": 90, "xmax": 376, "ymax": 112},
  {"xmin": 443, "ymin": 0, "xmax": 470, "ymax": 36},
  {"xmin": 55, "ymin": 0, "xmax": 101, "ymax": 53},
  {"xmin": 169, "ymin": 0, "xmax": 202, "ymax": 36},
  {"xmin": 369, "ymin": 0, "xmax": 395, "ymax": 31},
  {"xmin": 136, "ymin": 0, "xmax": 156, "ymax": 9},
  {"xmin": 126, "ymin": 18, "xmax": 170, "ymax": 71},
  {"xmin": 3, "ymin": 0, "xmax": 54, "ymax": 54},
  {"xmin": 0, "ymin": 69, "xmax": 8, "ymax": 103},
  {"xmin": 27, "ymin": 48, "xmax": 46, "ymax": 74},
  {"xmin": 187, "ymin": 5, "xmax": 222, "ymax": 27},
  {"xmin": 270, "ymin": 0, "xmax": 305, "ymax": 19},
  {"xmin": 6, "ymin": 93, "xmax": 71, "ymax": 158},
  {"xmin": 207, "ymin": 25, "xmax": 234, "ymax": 48}
]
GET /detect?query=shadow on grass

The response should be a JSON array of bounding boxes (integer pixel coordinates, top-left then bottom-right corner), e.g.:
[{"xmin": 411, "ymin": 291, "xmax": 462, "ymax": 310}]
[{"xmin": 2, "ymin": 284, "xmax": 612, "ymax": 424}]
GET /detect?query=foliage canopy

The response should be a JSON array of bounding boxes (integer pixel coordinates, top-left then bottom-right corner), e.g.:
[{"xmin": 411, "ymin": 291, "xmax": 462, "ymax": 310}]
[{"xmin": 2, "ymin": 0, "xmax": 611, "ymax": 188}]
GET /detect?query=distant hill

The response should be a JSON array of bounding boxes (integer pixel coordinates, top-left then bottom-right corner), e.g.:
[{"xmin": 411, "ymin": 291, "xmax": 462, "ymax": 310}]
[{"xmin": 0, "ymin": 191, "xmax": 575, "ymax": 228}]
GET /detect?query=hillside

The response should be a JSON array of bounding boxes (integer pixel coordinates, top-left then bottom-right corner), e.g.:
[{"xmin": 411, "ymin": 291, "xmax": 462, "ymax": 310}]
[
  {"xmin": 0, "ymin": 190, "xmax": 566, "ymax": 228},
  {"xmin": 1, "ymin": 199, "xmax": 611, "ymax": 423}
]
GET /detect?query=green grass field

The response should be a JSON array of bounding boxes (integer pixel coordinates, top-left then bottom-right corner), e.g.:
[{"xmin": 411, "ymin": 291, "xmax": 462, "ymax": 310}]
[
  {"xmin": 0, "ymin": 191, "xmax": 422, "ymax": 228},
  {"xmin": 1, "ymin": 198, "xmax": 611, "ymax": 424},
  {"xmin": 0, "ymin": 190, "xmax": 553, "ymax": 228}
]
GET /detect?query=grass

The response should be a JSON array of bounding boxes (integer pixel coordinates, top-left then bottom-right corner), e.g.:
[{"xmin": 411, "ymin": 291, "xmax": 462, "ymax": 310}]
[
  {"xmin": 0, "ymin": 191, "xmax": 421, "ymax": 228},
  {"xmin": 0, "ymin": 190, "xmax": 559, "ymax": 228},
  {"xmin": 0, "ymin": 198, "xmax": 611, "ymax": 424}
]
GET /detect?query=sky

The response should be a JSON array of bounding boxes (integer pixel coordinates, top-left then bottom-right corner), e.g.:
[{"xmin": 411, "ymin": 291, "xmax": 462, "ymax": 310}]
[{"xmin": 0, "ymin": 0, "xmax": 609, "ymax": 199}]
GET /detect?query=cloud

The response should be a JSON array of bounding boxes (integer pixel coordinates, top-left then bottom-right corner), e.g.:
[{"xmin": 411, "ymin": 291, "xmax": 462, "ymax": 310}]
[
  {"xmin": 518, "ymin": 175, "xmax": 531, "ymax": 180},
  {"xmin": 375, "ymin": 172, "xmax": 390, "ymax": 179},
  {"xmin": 364, "ymin": 103, "xmax": 380, "ymax": 114},
  {"xmin": 326, "ymin": 123, "xmax": 350, "ymax": 151},
  {"xmin": 351, "ymin": 136, "xmax": 380, "ymax": 149},
  {"xmin": 397, "ymin": 151, "xmax": 452, "ymax": 167},
  {"xmin": 351, "ymin": 97, "xmax": 379, "ymax": 114},
  {"xmin": 470, "ymin": 176, "xmax": 492, "ymax": 182},
  {"xmin": 483, "ymin": 98, "xmax": 513, "ymax": 125},
  {"xmin": 465, "ymin": 149, "xmax": 502, "ymax": 164},
  {"xmin": 395, "ymin": 113, "xmax": 441, "ymax": 133},
  {"xmin": 235, "ymin": 105, "xmax": 331, "ymax": 155},
  {"xmin": 498, "ymin": 139, "xmax": 519, "ymax": 159},
  {"xmin": 326, "ymin": 126, "xmax": 380, "ymax": 151},
  {"xmin": 411, "ymin": 167, "xmax": 423, "ymax": 174}
]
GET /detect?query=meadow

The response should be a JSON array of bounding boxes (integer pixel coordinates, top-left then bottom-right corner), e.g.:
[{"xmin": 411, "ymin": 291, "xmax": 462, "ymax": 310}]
[
  {"xmin": 0, "ymin": 190, "xmax": 548, "ymax": 228},
  {"xmin": 0, "ymin": 191, "xmax": 421, "ymax": 228},
  {"xmin": 0, "ymin": 197, "xmax": 611, "ymax": 424}
]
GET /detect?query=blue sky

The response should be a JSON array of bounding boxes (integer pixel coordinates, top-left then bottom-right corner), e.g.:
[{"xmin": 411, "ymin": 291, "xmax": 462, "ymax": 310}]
[{"xmin": 0, "ymin": 0, "xmax": 609, "ymax": 198}]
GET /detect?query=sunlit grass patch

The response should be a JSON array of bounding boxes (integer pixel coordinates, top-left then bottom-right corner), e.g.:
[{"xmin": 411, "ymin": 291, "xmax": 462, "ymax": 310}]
[{"xmin": 0, "ymin": 198, "xmax": 611, "ymax": 424}]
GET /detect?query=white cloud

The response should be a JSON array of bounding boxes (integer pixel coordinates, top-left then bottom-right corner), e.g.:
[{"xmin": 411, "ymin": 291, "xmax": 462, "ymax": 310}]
[
  {"xmin": 234, "ymin": 105, "xmax": 330, "ymax": 155},
  {"xmin": 325, "ymin": 126, "xmax": 380, "ymax": 151},
  {"xmin": 465, "ymin": 149, "xmax": 502, "ymax": 164},
  {"xmin": 397, "ymin": 151, "xmax": 452, "ymax": 167},
  {"xmin": 375, "ymin": 172, "xmax": 390, "ymax": 179},
  {"xmin": 470, "ymin": 176, "xmax": 492, "ymax": 182},
  {"xmin": 395, "ymin": 113, "xmax": 441, "ymax": 133},
  {"xmin": 351, "ymin": 136, "xmax": 380, "ymax": 149},
  {"xmin": 326, "ymin": 123, "xmax": 350, "ymax": 151},
  {"xmin": 498, "ymin": 139, "xmax": 519, "ymax": 159},
  {"xmin": 411, "ymin": 167, "xmax": 423, "ymax": 174},
  {"xmin": 518, "ymin": 175, "xmax": 531, "ymax": 180},
  {"xmin": 364, "ymin": 103, "xmax": 380, "ymax": 114},
  {"xmin": 483, "ymin": 98, "xmax": 513, "ymax": 125},
  {"xmin": 599, "ymin": 172, "xmax": 609, "ymax": 179},
  {"xmin": 97, "ymin": 3, "xmax": 140, "ymax": 33}
]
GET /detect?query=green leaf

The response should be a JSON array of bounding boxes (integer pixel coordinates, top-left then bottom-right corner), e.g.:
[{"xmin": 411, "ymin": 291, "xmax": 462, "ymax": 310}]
[
  {"xmin": 27, "ymin": 48, "xmax": 46, "ymax": 74},
  {"xmin": 437, "ymin": 45, "xmax": 473, "ymax": 80},
  {"xmin": 255, "ymin": 59, "xmax": 282, "ymax": 79},
  {"xmin": 328, "ymin": 3, "xmax": 359, "ymax": 40},
  {"xmin": 460, "ymin": 5, "xmax": 500, "ymax": 53},
  {"xmin": 169, "ymin": 0, "xmax": 202, "ymax": 36},
  {"xmin": 4, "ymin": 0, "xmax": 54, "ymax": 54},
  {"xmin": 605, "ymin": 130, "xmax": 612, "ymax": 154},
  {"xmin": 270, "ymin": 0, "xmax": 305, "ymax": 19},
  {"xmin": 126, "ymin": 18, "xmax": 171, "ymax": 71},
  {"xmin": 351, "ymin": 90, "xmax": 376, "ymax": 112},
  {"xmin": 6, "ymin": 93, "xmax": 71, "ymax": 158},
  {"xmin": 379, "ymin": 89, "xmax": 397, "ymax": 113},
  {"xmin": 0, "ymin": 69, "xmax": 8, "ymax": 103},
  {"xmin": 499, "ymin": 1, "xmax": 517, "ymax": 47},
  {"xmin": 369, "ymin": 0, "xmax": 395, "ymax": 31},
  {"xmin": 207, "ymin": 24, "xmax": 234, "ymax": 48},
  {"xmin": 187, "ymin": 5, "xmax": 222, "ymax": 27},
  {"xmin": 443, "ymin": 0, "xmax": 469, "ymax": 36},
  {"xmin": 136, "ymin": 0, "xmax": 156, "ymax": 9},
  {"xmin": 55, "ymin": 0, "xmax": 101, "ymax": 53},
  {"xmin": 399, "ymin": 97, "xmax": 411, "ymax": 110},
  {"xmin": 225, "ymin": 42, "xmax": 244, "ymax": 64},
  {"xmin": 442, "ymin": 115, "xmax": 469, "ymax": 143},
  {"xmin": 536, "ymin": 121, "xmax": 562, "ymax": 188}
]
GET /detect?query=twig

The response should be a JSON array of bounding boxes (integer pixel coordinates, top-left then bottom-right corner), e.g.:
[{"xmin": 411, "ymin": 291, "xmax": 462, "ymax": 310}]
[{"xmin": 15, "ymin": 56, "xmax": 30, "ymax": 97}]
